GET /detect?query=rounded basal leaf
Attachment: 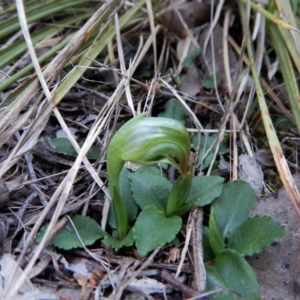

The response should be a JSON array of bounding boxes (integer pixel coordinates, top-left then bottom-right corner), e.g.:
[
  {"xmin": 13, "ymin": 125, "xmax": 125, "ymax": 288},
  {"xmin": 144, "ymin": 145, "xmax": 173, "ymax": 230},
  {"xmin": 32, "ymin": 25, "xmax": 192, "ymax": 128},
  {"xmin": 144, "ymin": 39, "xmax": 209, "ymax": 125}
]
[
  {"xmin": 51, "ymin": 137, "xmax": 101, "ymax": 159},
  {"xmin": 103, "ymin": 229, "xmax": 134, "ymax": 251},
  {"xmin": 157, "ymin": 98, "xmax": 186, "ymax": 124},
  {"xmin": 36, "ymin": 215, "xmax": 105, "ymax": 250},
  {"xmin": 135, "ymin": 165, "xmax": 165, "ymax": 176},
  {"xmin": 205, "ymin": 250, "xmax": 261, "ymax": 299},
  {"xmin": 130, "ymin": 172, "xmax": 172, "ymax": 212},
  {"xmin": 132, "ymin": 205, "xmax": 182, "ymax": 257},
  {"xmin": 211, "ymin": 180, "xmax": 256, "ymax": 241},
  {"xmin": 227, "ymin": 216, "xmax": 287, "ymax": 256},
  {"xmin": 186, "ymin": 176, "xmax": 224, "ymax": 206}
]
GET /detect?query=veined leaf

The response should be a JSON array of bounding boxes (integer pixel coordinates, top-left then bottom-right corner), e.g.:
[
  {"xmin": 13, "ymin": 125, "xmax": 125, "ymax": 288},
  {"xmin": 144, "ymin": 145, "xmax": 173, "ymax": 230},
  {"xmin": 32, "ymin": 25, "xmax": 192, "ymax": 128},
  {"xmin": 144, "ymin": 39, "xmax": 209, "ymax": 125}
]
[
  {"xmin": 132, "ymin": 205, "xmax": 182, "ymax": 257},
  {"xmin": 227, "ymin": 216, "xmax": 287, "ymax": 256},
  {"xmin": 211, "ymin": 180, "xmax": 256, "ymax": 240},
  {"xmin": 192, "ymin": 135, "xmax": 228, "ymax": 171},
  {"xmin": 36, "ymin": 215, "xmax": 104, "ymax": 250},
  {"xmin": 158, "ymin": 98, "xmax": 186, "ymax": 125},
  {"xmin": 203, "ymin": 227, "xmax": 215, "ymax": 262},
  {"xmin": 208, "ymin": 211, "xmax": 225, "ymax": 255},
  {"xmin": 205, "ymin": 249, "xmax": 261, "ymax": 300},
  {"xmin": 103, "ymin": 229, "xmax": 134, "ymax": 251},
  {"xmin": 184, "ymin": 48, "xmax": 201, "ymax": 68},
  {"xmin": 51, "ymin": 137, "xmax": 101, "ymax": 159},
  {"xmin": 130, "ymin": 172, "xmax": 172, "ymax": 212},
  {"xmin": 187, "ymin": 176, "xmax": 224, "ymax": 206}
]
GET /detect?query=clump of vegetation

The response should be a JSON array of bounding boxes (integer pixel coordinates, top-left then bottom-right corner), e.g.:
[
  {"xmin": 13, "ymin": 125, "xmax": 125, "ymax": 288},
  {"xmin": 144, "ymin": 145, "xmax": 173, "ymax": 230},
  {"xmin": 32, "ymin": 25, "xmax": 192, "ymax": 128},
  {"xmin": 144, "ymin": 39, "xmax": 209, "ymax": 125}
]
[
  {"xmin": 1, "ymin": 0, "xmax": 299, "ymax": 299},
  {"xmin": 37, "ymin": 111, "xmax": 286, "ymax": 299}
]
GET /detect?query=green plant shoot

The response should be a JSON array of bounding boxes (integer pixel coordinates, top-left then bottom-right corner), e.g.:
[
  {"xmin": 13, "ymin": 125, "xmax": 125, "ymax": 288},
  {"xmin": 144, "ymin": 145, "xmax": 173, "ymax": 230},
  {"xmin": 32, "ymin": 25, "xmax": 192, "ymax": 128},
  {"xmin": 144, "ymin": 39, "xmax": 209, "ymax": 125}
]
[{"xmin": 107, "ymin": 113, "xmax": 193, "ymax": 240}]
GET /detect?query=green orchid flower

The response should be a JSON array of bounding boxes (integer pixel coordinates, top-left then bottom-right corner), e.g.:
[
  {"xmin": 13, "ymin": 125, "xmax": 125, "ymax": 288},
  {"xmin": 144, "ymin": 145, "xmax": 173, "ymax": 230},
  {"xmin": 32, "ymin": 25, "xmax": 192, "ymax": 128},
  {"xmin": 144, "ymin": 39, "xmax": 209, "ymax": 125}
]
[{"xmin": 107, "ymin": 113, "xmax": 193, "ymax": 240}]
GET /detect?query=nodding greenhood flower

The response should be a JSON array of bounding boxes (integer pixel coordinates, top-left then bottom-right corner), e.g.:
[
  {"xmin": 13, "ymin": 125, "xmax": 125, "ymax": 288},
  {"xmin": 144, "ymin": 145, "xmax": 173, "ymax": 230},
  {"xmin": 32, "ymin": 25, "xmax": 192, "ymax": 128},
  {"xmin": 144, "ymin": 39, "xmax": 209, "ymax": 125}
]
[{"xmin": 107, "ymin": 113, "xmax": 193, "ymax": 240}]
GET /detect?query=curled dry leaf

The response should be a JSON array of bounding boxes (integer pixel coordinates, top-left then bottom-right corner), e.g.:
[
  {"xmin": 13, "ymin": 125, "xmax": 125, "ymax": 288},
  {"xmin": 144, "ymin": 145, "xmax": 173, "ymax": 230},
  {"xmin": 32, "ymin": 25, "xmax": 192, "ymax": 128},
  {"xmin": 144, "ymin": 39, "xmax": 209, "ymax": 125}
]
[
  {"xmin": 255, "ymin": 149, "xmax": 275, "ymax": 167},
  {"xmin": 179, "ymin": 64, "xmax": 203, "ymax": 96},
  {"xmin": 199, "ymin": 24, "xmax": 240, "ymax": 92},
  {"xmin": 164, "ymin": 2, "xmax": 210, "ymax": 38},
  {"xmin": 238, "ymin": 154, "xmax": 264, "ymax": 197}
]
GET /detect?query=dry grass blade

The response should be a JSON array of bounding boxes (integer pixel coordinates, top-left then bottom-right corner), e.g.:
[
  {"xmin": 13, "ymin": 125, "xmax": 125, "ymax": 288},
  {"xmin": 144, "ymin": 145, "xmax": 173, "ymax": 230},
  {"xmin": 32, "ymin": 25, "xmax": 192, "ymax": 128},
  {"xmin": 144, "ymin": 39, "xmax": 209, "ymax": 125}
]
[
  {"xmin": 108, "ymin": 247, "xmax": 161, "ymax": 300},
  {"xmin": 0, "ymin": 0, "xmax": 124, "ymax": 179},
  {"xmin": 2, "ymin": 1, "xmax": 128, "ymax": 298},
  {"xmin": 0, "ymin": 0, "xmax": 122, "ymax": 150},
  {"xmin": 239, "ymin": 2, "xmax": 300, "ymax": 219}
]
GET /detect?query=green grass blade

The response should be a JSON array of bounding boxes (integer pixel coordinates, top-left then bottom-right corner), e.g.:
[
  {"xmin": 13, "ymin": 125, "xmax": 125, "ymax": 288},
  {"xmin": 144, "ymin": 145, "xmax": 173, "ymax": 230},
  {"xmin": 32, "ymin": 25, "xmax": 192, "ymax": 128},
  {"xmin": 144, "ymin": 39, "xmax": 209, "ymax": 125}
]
[
  {"xmin": 274, "ymin": 0, "xmax": 300, "ymax": 74},
  {"xmin": 269, "ymin": 23, "xmax": 300, "ymax": 135},
  {"xmin": 0, "ymin": 33, "xmax": 74, "ymax": 93},
  {"xmin": 0, "ymin": 0, "xmax": 87, "ymax": 39},
  {"xmin": 238, "ymin": 1, "xmax": 300, "ymax": 218},
  {"xmin": 0, "ymin": 13, "xmax": 90, "ymax": 69}
]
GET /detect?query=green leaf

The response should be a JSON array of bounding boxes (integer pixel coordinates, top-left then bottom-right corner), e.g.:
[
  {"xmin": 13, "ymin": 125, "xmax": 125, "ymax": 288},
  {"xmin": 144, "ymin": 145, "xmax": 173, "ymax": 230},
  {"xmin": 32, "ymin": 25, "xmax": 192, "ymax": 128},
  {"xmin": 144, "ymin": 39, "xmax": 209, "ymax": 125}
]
[
  {"xmin": 108, "ymin": 167, "xmax": 139, "ymax": 228},
  {"xmin": 208, "ymin": 211, "xmax": 225, "ymax": 255},
  {"xmin": 192, "ymin": 135, "xmax": 228, "ymax": 155},
  {"xmin": 166, "ymin": 171, "xmax": 193, "ymax": 216},
  {"xmin": 171, "ymin": 203, "xmax": 198, "ymax": 217},
  {"xmin": 84, "ymin": 145, "xmax": 101, "ymax": 159},
  {"xmin": 203, "ymin": 227, "xmax": 215, "ymax": 261},
  {"xmin": 51, "ymin": 137, "xmax": 101, "ymax": 159},
  {"xmin": 192, "ymin": 135, "xmax": 228, "ymax": 171},
  {"xmin": 135, "ymin": 165, "xmax": 164, "ymax": 176},
  {"xmin": 205, "ymin": 250, "xmax": 261, "ymax": 300},
  {"xmin": 227, "ymin": 216, "xmax": 287, "ymax": 256},
  {"xmin": 103, "ymin": 229, "xmax": 134, "ymax": 251},
  {"xmin": 211, "ymin": 180, "xmax": 256, "ymax": 240},
  {"xmin": 51, "ymin": 137, "xmax": 77, "ymax": 156},
  {"xmin": 202, "ymin": 74, "xmax": 221, "ymax": 89},
  {"xmin": 130, "ymin": 172, "xmax": 172, "ymax": 212},
  {"xmin": 187, "ymin": 176, "xmax": 224, "ymax": 206},
  {"xmin": 184, "ymin": 48, "xmax": 201, "ymax": 68},
  {"xmin": 119, "ymin": 168, "xmax": 138, "ymax": 223},
  {"xmin": 165, "ymin": 236, "xmax": 180, "ymax": 248},
  {"xmin": 36, "ymin": 215, "xmax": 105, "ymax": 250},
  {"xmin": 132, "ymin": 205, "xmax": 182, "ymax": 257},
  {"xmin": 158, "ymin": 98, "xmax": 186, "ymax": 125},
  {"xmin": 107, "ymin": 114, "xmax": 149, "ymax": 240}
]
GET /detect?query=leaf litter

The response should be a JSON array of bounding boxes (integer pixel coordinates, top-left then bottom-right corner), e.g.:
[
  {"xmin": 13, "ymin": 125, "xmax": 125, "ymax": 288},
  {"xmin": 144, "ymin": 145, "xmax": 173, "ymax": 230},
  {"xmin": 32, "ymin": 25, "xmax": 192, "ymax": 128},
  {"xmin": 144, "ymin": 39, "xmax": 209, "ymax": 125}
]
[{"xmin": 0, "ymin": 0, "xmax": 299, "ymax": 299}]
